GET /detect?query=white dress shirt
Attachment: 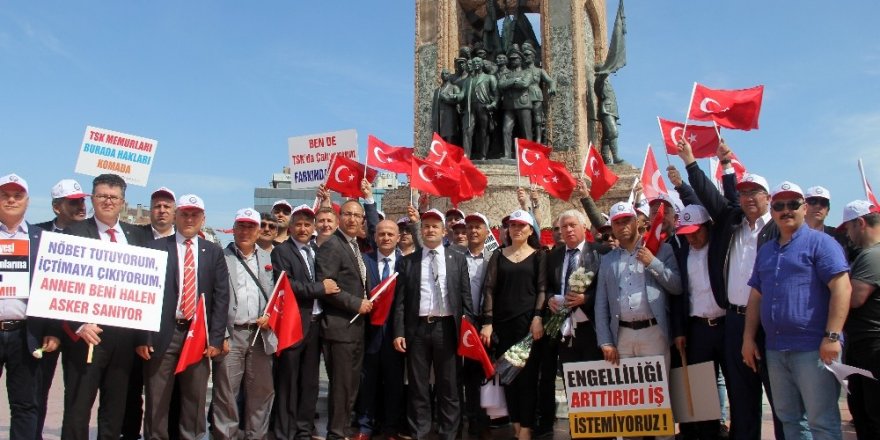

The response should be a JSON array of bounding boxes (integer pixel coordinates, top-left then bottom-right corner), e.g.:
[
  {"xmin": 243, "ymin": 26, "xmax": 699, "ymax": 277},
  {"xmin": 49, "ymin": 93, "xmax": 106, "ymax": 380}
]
[
  {"xmin": 96, "ymin": 218, "xmax": 128, "ymax": 245},
  {"xmin": 419, "ymin": 245, "xmax": 449, "ymax": 316},
  {"xmin": 175, "ymin": 232, "xmax": 199, "ymax": 319},
  {"xmin": 726, "ymin": 212, "xmax": 770, "ymax": 306},
  {"xmin": 687, "ymin": 246, "xmax": 725, "ymax": 319},
  {"xmin": 295, "ymin": 240, "xmax": 322, "ymax": 315},
  {"xmin": 232, "ymin": 245, "xmax": 261, "ymax": 325},
  {"xmin": 465, "ymin": 247, "xmax": 487, "ymax": 313}
]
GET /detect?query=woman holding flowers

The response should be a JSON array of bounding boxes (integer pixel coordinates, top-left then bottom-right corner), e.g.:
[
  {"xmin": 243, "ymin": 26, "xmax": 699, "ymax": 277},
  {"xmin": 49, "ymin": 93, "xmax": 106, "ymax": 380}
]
[{"xmin": 480, "ymin": 209, "xmax": 547, "ymax": 440}]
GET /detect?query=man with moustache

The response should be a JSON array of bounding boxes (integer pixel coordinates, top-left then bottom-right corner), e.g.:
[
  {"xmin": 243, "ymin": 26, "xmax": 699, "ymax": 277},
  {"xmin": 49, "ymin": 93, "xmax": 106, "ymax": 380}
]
[
  {"xmin": 62, "ymin": 173, "xmax": 152, "ymax": 440},
  {"xmin": 137, "ymin": 194, "xmax": 229, "ymax": 440},
  {"xmin": 743, "ymin": 182, "xmax": 850, "ymax": 439},
  {"xmin": 315, "ymin": 199, "xmax": 373, "ymax": 440},
  {"xmin": 256, "ymin": 212, "xmax": 277, "ymax": 253},
  {"xmin": 0, "ymin": 173, "xmax": 60, "ymax": 440},
  {"xmin": 803, "ymin": 186, "xmax": 853, "ymax": 259},
  {"xmin": 271, "ymin": 204, "xmax": 339, "ymax": 440},
  {"xmin": 393, "ymin": 209, "xmax": 473, "ymax": 440},
  {"xmin": 142, "ymin": 187, "xmax": 176, "ymax": 239},
  {"xmin": 272, "ymin": 200, "xmax": 293, "ymax": 246}
]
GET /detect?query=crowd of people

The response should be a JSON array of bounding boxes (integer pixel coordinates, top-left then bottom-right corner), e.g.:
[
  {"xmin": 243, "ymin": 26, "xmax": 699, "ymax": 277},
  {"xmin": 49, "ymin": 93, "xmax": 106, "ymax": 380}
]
[{"xmin": 0, "ymin": 136, "xmax": 878, "ymax": 440}]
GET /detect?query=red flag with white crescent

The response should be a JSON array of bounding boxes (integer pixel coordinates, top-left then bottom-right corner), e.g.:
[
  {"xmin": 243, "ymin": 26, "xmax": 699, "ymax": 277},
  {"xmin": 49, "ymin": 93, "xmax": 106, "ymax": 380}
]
[
  {"xmin": 325, "ymin": 155, "xmax": 378, "ymax": 198},
  {"xmin": 583, "ymin": 143, "xmax": 618, "ymax": 200},
  {"xmin": 451, "ymin": 156, "xmax": 487, "ymax": 205},
  {"xmin": 640, "ymin": 146, "xmax": 668, "ymax": 200},
  {"xmin": 457, "ymin": 319, "xmax": 495, "ymax": 379},
  {"xmin": 516, "ymin": 138, "xmax": 553, "ymax": 177},
  {"xmin": 425, "ymin": 133, "xmax": 463, "ymax": 180},
  {"xmin": 688, "ymin": 83, "xmax": 764, "ymax": 131},
  {"xmin": 368, "ymin": 272, "xmax": 398, "ymax": 326},
  {"xmin": 410, "ymin": 156, "xmax": 459, "ymax": 197},
  {"xmin": 264, "ymin": 273, "xmax": 304, "ymax": 355},
  {"xmin": 657, "ymin": 117, "xmax": 720, "ymax": 158},
  {"xmin": 643, "ymin": 203, "xmax": 667, "ymax": 255},
  {"xmin": 367, "ymin": 135, "xmax": 413, "ymax": 175},
  {"xmin": 175, "ymin": 295, "xmax": 207, "ymax": 374},
  {"xmin": 530, "ymin": 159, "xmax": 576, "ymax": 201}
]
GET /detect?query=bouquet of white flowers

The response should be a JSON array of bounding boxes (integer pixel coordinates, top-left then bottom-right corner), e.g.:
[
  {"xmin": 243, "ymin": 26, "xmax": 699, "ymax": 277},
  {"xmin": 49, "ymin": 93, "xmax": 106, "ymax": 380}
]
[
  {"xmin": 543, "ymin": 268, "xmax": 595, "ymax": 338},
  {"xmin": 494, "ymin": 335, "xmax": 533, "ymax": 385}
]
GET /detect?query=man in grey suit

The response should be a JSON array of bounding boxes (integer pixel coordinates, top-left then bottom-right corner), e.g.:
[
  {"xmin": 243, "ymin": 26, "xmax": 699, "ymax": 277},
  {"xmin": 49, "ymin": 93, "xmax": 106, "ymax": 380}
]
[
  {"xmin": 595, "ymin": 201, "xmax": 682, "ymax": 373},
  {"xmin": 393, "ymin": 209, "xmax": 473, "ymax": 440},
  {"xmin": 211, "ymin": 208, "xmax": 277, "ymax": 440},
  {"xmin": 315, "ymin": 199, "xmax": 373, "ymax": 440}
]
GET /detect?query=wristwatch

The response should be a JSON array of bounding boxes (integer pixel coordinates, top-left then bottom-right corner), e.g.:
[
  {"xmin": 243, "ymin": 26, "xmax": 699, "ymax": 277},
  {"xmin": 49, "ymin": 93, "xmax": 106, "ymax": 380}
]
[{"xmin": 824, "ymin": 331, "xmax": 841, "ymax": 342}]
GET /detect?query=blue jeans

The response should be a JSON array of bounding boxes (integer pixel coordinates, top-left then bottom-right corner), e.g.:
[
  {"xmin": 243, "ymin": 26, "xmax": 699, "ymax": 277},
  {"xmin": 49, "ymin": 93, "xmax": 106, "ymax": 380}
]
[{"xmin": 765, "ymin": 350, "xmax": 841, "ymax": 440}]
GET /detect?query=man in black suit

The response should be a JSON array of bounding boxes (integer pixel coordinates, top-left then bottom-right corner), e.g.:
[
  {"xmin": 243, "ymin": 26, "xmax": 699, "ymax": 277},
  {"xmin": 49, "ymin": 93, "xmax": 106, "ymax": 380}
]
[
  {"xmin": 315, "ymin": 199, "xmax": 373, "ymax": 440},
  {"xmin": 0, "ymin": 173, "xmax": 60, "ymax": 440},
  {"xmin": 271, "ymin": 204, "xmax": 339, "ymax": 440},
  {"xmin": 141, "ymin": 187, "xmax": 176, "ymax": 239},
  {"xmin": 393, "ymin": 209, "xmax": 473, "ymax": 440},
  {"xmin": 136, "ymin": 194, "xmax": 230, "ymax": 440},
  {"xmin": 61, "ymin": 173, "xmax": 152, "ymax": 440}
]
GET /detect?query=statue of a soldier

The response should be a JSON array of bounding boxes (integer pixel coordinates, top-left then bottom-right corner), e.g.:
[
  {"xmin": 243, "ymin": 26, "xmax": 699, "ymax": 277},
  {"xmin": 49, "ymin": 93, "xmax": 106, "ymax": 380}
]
[
  {"xmin": 521, "ymin": 43, "xmax": 555, "ymax": 144},
  {"xmin": 596, "ymin": 74, "xmax": 624, "ymax": 164},
  {"xmin": 431, "ymin": 69, "xmax": 462, "ymax": 145},
  {"xmin": 465, "ymin": 57, "xmax": 498, "ymax": 160},
  {"xmin": 498, "ymin": 45, "xmax": 533, "ymax": 159}
]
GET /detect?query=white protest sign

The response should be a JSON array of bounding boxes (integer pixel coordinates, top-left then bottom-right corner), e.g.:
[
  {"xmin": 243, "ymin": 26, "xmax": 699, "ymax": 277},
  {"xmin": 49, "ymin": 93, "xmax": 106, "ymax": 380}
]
[
  {"xmin": 484, "ymin": 231, "xmax": 501, "ymax": 253},
  {"xmin": 562, "ymin": 356, "xmax": 674, "ymax": 438},
  {"xmin": 0, "ymin": 239, "xmax": 30, "ymax": 298},
  {"xmin": 27, "ymin": 232, "xmax": 167, "ymax": 331},
  {"xmin": 75, "ymin": 126, "xmax": 158, "ymax": 187},
  {"xmin": 669, "ymin": 361, "xmax": 721, "ymax": 423},
  {"xmin": 288, "ymin": 129, "xmax": 358, "ymax": 190}
]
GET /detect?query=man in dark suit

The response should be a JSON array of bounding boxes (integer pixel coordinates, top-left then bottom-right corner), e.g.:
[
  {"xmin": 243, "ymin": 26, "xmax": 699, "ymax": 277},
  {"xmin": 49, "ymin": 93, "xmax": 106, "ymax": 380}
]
[
  {"xmin": 136, "ymin": 194, "xmax": 229, "ymax": 440},
  {"xmin": 0, "ymin": 173, "xmax": 60, "ymax": 440},
  {"xmin": 60, "ymin": 173, "xmax": 151, "ymax": 440},
  {"xmin": 140, "ymin": 187, "xmax": 176, "ymax": 239},
  {"xmin": 393, "ymin": 209, "xmax": 473, "ymax": 440},
  {"xmin": 315, "ymin": 199, "xmax": 373, "ymax": 440},
  {"xmin": 271, "ymin": 204, "xmax": 339, "ymax": 440}
]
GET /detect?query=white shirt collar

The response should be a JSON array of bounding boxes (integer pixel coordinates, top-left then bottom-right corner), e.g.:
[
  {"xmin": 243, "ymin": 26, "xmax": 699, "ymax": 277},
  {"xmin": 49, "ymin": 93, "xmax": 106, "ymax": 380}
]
[{"xmin": 95, "ymin": 218, "xmax": 119, "ymax": 234}]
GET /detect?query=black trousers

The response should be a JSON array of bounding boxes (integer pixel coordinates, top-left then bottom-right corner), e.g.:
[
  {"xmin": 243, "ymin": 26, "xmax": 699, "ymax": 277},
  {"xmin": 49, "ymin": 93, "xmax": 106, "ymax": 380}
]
[
  {"xmin": 274, "ymin": 322, "xmax": 322, "ymax": 440},
  {"xmin": 406, "ymin": 317, "xmax": 459, "ymax": 440},
  {"xmin": 461, "ymin": 358, "xmax": 489, "ymax": 433},
  {"xmin": 495, "ymin": 315, "xmax": 539, "ymax": 429},
  {"xmin": 120, "ymin": 353, "xmax": 144, "ymax": 440},
  {"xmin": 35, "ymin": 346, "xmax": 59, "ymax": 440},
  {"xmin": 846, "ymin": 337, "xmax": 880, "ymax": 438},
  {"xmin": 61, "ymin": 326, "xmax": 135, "ymax": 440},
  {"xmin": 322, "ymin": 333, "xmax": 363, "ymax": 440},
  {"xmin": 0, "ymin": 327, "xmax": 38, "ymax": 440},
  {"xmin": 356, "ymin": 328, "xmax": 405, "ymax": 436},
  {"xmin": 676, "ymin": 317, "xmax": 727, "ymax": 440}
]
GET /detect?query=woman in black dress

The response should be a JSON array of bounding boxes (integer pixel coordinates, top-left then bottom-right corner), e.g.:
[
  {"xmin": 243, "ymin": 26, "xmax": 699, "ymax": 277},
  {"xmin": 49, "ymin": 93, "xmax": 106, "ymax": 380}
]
[{"xmin": 480, "ymin": 209, "xmax": 547, "ymax": 440}]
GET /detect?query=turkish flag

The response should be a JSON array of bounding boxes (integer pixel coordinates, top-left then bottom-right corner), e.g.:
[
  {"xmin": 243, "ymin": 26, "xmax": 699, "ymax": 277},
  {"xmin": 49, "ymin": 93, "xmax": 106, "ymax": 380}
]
[
  {"xmin": 713, "ymin": 152, "xmax": 747, "ymax": 183},
  {"xmin": 643, "ymin": 204, "xmax": 667, "ymax": 255},
  {"xmin": 367, "ymin": 135, "xmax": 413, "ymax": 175},
  {"xmin": 411, "ymin": 156, "xmax": 459, "ymax": 197},
  {"xmin": 531, "ymin": 160, "xmax": 576, "ymax": 201},
  {"xmin": 657, "ymin": 118, "xmax": 720, "ymax": 158},
  {"xmin": 640, "ymin": 146, "xmax": 668, "ymax": 200},
  {"xmin": 325, "ymin": 155, "xmax": 378, "ymax": 198},
  {"xmin": 457, "ymin": 319, "xmax": 495, "ymax": 379},
  {"xmin": 175, "ymin": 295, "xmax": 207, "ymax": 374},
  {"xmin": 583, "ymin": 143, "xmax": 618, "ymax": 200},
  {"xmin": 265, "ymin": 273, "xmax": 304, "ymax": 355},
  {"xmin": 516, "ymin": 138, "xmax": 553, "ymax": 177},
  {"xmin": 688, "ymin": 83, "xmax": 764, "ymax": 131},
  {"xmin": 452, "ymin": 156, "xmax": 488, "ymax": 205},
  {"xmin": 369, "ymin": 272, "xmax": 398, "ymax": 326},
  {"xmin": 425, "ymin": 133, "xmax": 463, "ymax": 180},
  {"xmin": 859, "ymin": 159, "xmax": 880, "ymax": 207}
]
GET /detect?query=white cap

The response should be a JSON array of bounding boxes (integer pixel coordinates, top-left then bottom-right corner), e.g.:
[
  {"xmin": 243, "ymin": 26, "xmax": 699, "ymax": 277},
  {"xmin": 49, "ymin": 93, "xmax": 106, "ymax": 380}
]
[
  {"xmin": 396, "ymin": 216, "xmax": 411, "ymax": 225},
  {"xmin": 610, "ymin": 202, "xmax": 637, "ymax": 221},
  {"xmin": 291, "ymin": 204, "xmax": 315, "ymax": 217},
  {"xmin": 507, "ymin": 209, "xmax": 535, "ymax": 227},
  {"xmin": 0, "ymin": 174, "xmax": 28, "ymax": 194},
  {"xmin": 421, "ymin": 208, "xmax": 445, "ymax": 223},
  {"xmin": 465, "ymin": 212, "xmax": 490, "ymax": 227},
  {"xmin": 234, "ymin": 208, "xmax": 260, "ymax": 224},
  {"xmin": 770, "ymin": 181, "xmax": 804, "ymax": 200},
  {"xmin": 736, "ymin": 173, "xmax": 770, "ymax": 193},
  {"xmin": 151, "ymin": 186, "xmax": 176, "ymax": 201},
  {"xmin": 177, "ymin": 194, "xmax": 205, "ymax": 211},
  {"xmin": 272, "ymin": 200, "xmax": 293, "ymax": 211},
  {"xmin": 649, "ymin": 193, "xmax": 684, "ymax": 215},
  {"xmin": 635, "ymin": 199, "xmax": 650, "ymax": 218},
  {"xmin": 51, "ymin": 179, "xmax": 87, "ymax": 199},
  {"xmin": 676, "ymin": 205, "xmax": 711, "ymax": 235},
  {"xmin": 805, "ymin": 186, "xmax": 831, "ymax": 201},
  {"xmin": 445, "ymin": 208, "xmax": 465, "ymax": 220},
  {"xmin": 838, "ymin": 200, "xmax": 879, "ymax": 230}
]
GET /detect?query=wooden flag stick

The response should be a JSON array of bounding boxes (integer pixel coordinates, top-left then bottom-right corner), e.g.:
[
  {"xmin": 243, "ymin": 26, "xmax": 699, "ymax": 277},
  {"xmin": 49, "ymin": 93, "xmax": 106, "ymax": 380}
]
[
  {"xmin": 679, "ymin": 348, "xmax": 695, "ymax": 416},
  {"xmin": 515, "ymin": 138, "xmax": 523, "ymax": 188},
  {"xmin": 86, "ymin": 343, "xmax": 94, "ymax": 364},
  {"xmin": 683, "ymin": 82, "xmax": 697, "ymax": 135},
  {"xmin": 350, "ymin": 272, "xmax": 399, "ymax": 324}
]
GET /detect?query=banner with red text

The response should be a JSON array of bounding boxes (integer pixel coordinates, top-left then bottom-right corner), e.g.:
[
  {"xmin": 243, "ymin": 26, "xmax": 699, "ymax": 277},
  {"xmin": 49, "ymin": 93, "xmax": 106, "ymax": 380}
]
[
  {"xmin": 0, "ymin": 239, "xmax": 30, "ymax": 298},
  {"xmin": 288, "ymin": 129, "xmax": 358, "ymax": 190},
  {"xmin": 75, "ymin": 126, "xmax": 158, "ymax": 187},
  {"xmin": 562, "ymin": 356, "xmax": 673, "ymax": 438},
  {"xmin": 26, "ymin": 232, "xmax": 167, "ymax": 332}
]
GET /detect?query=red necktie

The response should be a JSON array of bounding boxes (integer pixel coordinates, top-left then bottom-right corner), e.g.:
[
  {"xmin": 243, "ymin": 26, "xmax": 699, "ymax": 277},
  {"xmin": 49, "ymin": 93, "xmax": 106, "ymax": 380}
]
[
  {"xmin": 180, "ymin": 239, "xmax": 196, "ymax": 320},
  {"xmin": 106, "ymin": 228, "xmax": 118, "ymax": 243}
]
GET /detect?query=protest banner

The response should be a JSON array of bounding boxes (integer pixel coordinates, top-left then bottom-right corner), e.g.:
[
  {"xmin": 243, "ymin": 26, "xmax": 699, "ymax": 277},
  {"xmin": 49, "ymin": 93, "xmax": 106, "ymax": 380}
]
[
  {"xmin": 75, "ymin": 126, "xmax": 158, "ymax": 187},
  {"xmin": 563, "ymin": 356, "xmax": 674, "ymax": 438},
  {"xmin": 288, "ymin": 129, "xmax": 358, "ymax": 190},
  {"xmin": 669, "ymin": 361, "xmax": 721, "ymax": 423},
  {"xmin": 0, "ymin": 239, "xmax": 30, "ymax": 298},
  {"xmin": 484, "ymin": 231, "xmax": 501, "ymax": 253},
  {"xmin": 26, "ymin": 232, "xmax": 167, "ymax": 332}
]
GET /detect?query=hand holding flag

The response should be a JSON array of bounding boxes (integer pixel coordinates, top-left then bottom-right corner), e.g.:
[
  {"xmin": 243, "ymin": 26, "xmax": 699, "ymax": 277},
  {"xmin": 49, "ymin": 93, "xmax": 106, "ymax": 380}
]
[
  {"xmin": 458, "ymin": 319, "xmax": 495, "ymax": 379},
  {"xmin": 325, "ymin": 155, "xmax": 378, "ymax": 198},
  {"xmin": 263, "ymin": 273, "xmax": 304, "ymax": 355},
  {"xmin": 687, "ymin": 83, "xmax": 764, "ymax": 131},
  {"xmin": 658, "ymin": 117, "xmax": 720, "ymax": 158},
  {"xmin": 175, "ymin": 295, "xmax": 207, "ymax": 374}
]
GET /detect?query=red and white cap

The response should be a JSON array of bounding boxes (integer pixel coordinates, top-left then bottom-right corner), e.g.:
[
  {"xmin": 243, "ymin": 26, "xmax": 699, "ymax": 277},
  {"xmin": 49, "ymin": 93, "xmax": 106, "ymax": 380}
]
[
  {"xmin": 635, "ymin": 199, "xmax": 650, "ymax": 218},
  {"xmin": 234, "ymin": 208, "xmax": 260, "ymax": 225},
  {"xmin": 465, "ymin": 212, "xmax": 490, "ymax": 227},
  {"xmin": 770, "ymin": 181, "xmax": 804, "ymax": 200},
  {"xmin": 51, "ymin": 179, "xmax": 87, "ymax": 199},
  {"xmin": 736, "ymin": 173, "xmax": 769, "ymax": 193},
  {"xmin": 676, "ymin": 204, "xmax": 711, "ymax": 235},
  {"xmin": 291, "ymin": 204, "xmax": 315, "ymax": 217},
  {"xmin": 507, "ymin": 209, "xmax": 535, "ymax": 226},
  {"xmin": 0, "ymin": 174, "xmax": 28, "ymax": 194},
  {"xmin": 445, "ymin": 208, "xmax": 465, "ymax": 220},
  {"xmin": 151, "ymin": 186, "xmax": 176, "ymax": 201},
  {"xmin": 177, "ymin": 194, "xmax": 205, "ymax": 211},
  {"xmin": 609, "ymin": 202, "xmax": 637, "ymax": 221},
  {"xmin": 838, "ymin": 200, "xmax": 880, "ymax": 230},
  {"xmin": 450, "ymin": 218, "xmax": 466, "ymax": 229},
  {"xmin": 805, "ymin": 186, "xmax": 831, "ymax": 201},
  {"xmin": 421, "ymin": 208, "xmax": 445, "ymax": 223},
  {"xmin": 272, "ymin": 200, "xmax": 293, "ymax": 211}
]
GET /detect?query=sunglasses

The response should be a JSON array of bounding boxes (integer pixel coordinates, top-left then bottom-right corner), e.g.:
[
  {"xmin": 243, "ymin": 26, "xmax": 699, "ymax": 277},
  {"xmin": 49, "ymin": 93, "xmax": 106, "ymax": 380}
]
[
  {"xmin": 260, "ymin": 222, "xmax": 277, "ymax": 229},
  {"xmin": 806, "ymin": 198, "xmax": 830, "ymax": 208},
  {"xmin": 771, "ymin": 200, "xmax": 803, "ymax": 212}
]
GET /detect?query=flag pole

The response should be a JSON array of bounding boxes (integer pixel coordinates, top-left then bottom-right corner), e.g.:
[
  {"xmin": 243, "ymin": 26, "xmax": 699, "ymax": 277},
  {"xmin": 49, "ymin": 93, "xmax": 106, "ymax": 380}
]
[
  {"xmin": 253, "ymin": 275, "xmax": 284, "ymax": 347},
  {"xmin": 656, "ymin": 117, "xmax": 672, "ymax": 166},
  {"xmin": 858, "ymin": 158, "xmax": 868, "ymax": 198},
  {"xmin": 712, "ymin": 120, "xmax": 722, "ymax": 140},
  {"xmin": 201, "ymin": 294, "xmax": 209, "ymax": 354},
  {"xmin": 515, "ymin": 138, "xmax": 523, "ymax": 188},
  {"xmin": 682, "ymin": 82, "xmax": 698, "ymax": 135},
  {"xmin": 350, "ymin": 272, "xmax": 399, "ymax": 324}
]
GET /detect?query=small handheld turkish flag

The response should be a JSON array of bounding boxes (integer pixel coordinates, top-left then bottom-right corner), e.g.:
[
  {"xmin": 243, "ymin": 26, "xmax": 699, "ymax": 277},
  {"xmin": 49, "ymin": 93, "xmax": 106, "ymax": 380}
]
[
  {"xmin": 640, "ymin": 146, "xmax": 668, "ymax": 200},
  {"xmin": 859, "ymin": 159, "xmax": 880, "ymax": 207},
  {"xmin": 264, "ymin": 273, "xmax": 304, "ymax": 355},
  {"xmin": 643, "ymin": 204, "xmax": 667, "ymax": 255},
  {"xmin": 713, "ymin": 152, "xmax": 747, "ymax": 183},
  {"xmin": 530, "ymin": 160, "xmax": 576, "ymax": 201},
  {"xmin": 688, "ymin": 83, "xmax": 764, "ymax": 131},
  {"xmin": 175, "ymin": 295, "xmax": 207, "ymax": 374},
  {"xmin": 516, "ymin": 138, "xmax": 553, "ymax": 177},
  {"xmin": 583, "ymin": 143, "xmax": 618, "ymax": 200},
  {"xmin": 411, "ymin": 156, "xmax": 459, "ymax": 198},
  {"xmin": 657, "ymin": 117, "xmax": 720, "ymax": 158},
  {"xmin": 451, "ymin": 156, "xmax": 488, "ymax": 205},
  {"xmin": 367, "ymin": 135, "xmax": 413, "ymax": 175},
  {"xmin": 426, "ymin": 133, "xmax": 463, "ymax": 180},
  {"xmin": 458, "ymin": 319, "xmax": 495, "ymax": 379},
  {"xmin": 368, "ymin": 272, "xmax": 398, "ymax": 326},
  {"xmin": 325, "ymin": 155, "xmax": 378, "ymax": 198}
]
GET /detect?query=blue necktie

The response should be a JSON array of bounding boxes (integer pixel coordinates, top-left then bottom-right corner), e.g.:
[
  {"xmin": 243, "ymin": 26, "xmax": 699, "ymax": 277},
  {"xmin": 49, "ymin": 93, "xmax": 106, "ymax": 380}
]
[
  {"xmin": 381, "ymin": 257, "xmax": 391, "ymax": 281},
  {"xmin": 564, "ymin": 248, "xmax": 580, "ymax": 294}
]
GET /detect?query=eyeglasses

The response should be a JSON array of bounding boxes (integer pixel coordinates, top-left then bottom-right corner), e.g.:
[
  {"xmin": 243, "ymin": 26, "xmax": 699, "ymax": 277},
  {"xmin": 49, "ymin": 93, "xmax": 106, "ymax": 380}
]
[
  {"xmin": 93, "ymin": 194, "xmax": 122, "ymax": 204},
  {"xmin": 260, "ymin": 222, "xmax": 277, "ymax": 230},
  {"xmin": 771, "ymin": 200, "xmax": 804, "ymax": 212},
  {"xmin": 340, "ymin": 212, "xmax": 364, "ymax": 219},
  {"xmin": 273, "ymin": 207, "xmax": 291, "ymax": 215},
  {"xmin": 806, "ymin": 198, "xmax": 830, "ymax": 208}
]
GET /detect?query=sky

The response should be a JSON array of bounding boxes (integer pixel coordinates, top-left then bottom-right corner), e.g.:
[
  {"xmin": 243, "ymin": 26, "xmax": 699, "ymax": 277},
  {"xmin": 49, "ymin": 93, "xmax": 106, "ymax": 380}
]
[{"xmin": 1, "ymin": 1, "xmax": 878, "ymax": 235}]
